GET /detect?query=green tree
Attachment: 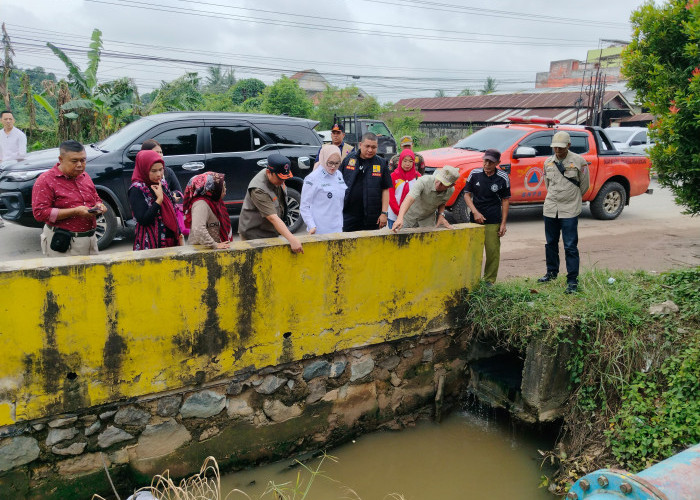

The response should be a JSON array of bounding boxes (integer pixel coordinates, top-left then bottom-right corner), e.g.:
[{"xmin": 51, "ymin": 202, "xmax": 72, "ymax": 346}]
[
  {"xmin": 313, "ymin": 85, "xmax": 381, "ymax": 129},
  {"xmin": 261, "ymin": 76, "xmax": 312, "ymax": 117},
  {"xmin": 1, "ymin": 23, "xmax": 15, "ymax": 109},
  {"xmin": 203, "ymin": 65, "xmax": 235, "ymax": 94},
  {"xmin": 145, "ymin": 72, "xmax": 204, "ymax": 114},
  {"xmin": 48, "ymin": 28, "xmax": 139, "ymax": 140},
  {"xmin": 240, "ymin": 96, "xmax": 263, "ymax": 113},
  {"xmin": 480, "ymin": 76, "xmax": 498, "ymax": 95},
  {"xmin": 435, "ymin": 89, "xmax": 447, "ymax": 97},
  {"xmin": 230, "ymin": 78, "xmax": 266, "ymax": 105},
  {"xmin": 380, "ymin": 104, "xmax": 424, "ymax": 147},
  {"xmin": 623, "ymin": 0, "xmax": 700, "ymax": 214},
  {"xmin": 458, "ymin": 87, "xmax": 474, "ymax": 96}
]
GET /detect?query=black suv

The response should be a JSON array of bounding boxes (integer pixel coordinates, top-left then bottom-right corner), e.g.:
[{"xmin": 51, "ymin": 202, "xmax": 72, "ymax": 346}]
[{"xmin": 0, "ymin": 112, "xmax": 321, "ymax": 249}]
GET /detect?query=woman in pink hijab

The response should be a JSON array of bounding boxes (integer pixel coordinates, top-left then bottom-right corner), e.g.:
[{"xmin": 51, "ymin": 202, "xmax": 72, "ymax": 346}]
[{"xmin": 129, "ymin": 149, "xmax": 183, "ymax": 250}]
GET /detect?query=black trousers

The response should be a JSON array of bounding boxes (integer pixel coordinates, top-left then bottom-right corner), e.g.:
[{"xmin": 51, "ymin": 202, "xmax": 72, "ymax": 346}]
[
  {"xmin": 544, "ymin": 215, "xmax": 580, "ymax": 284},
  {"xmin": 343, "ymin": 214, "xmax": 379, "ymax": 232}
]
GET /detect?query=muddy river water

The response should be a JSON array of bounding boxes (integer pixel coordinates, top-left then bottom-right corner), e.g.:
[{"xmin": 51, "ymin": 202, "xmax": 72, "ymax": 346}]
[{"xmin": 219, "ymin": 409, "xmax": 555, "ymax": 500}]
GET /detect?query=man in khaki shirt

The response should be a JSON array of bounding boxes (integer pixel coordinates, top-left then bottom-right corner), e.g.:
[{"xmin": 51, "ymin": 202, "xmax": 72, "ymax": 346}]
[
  {"xmin": 238, "ymin": 154, "xmax": 303, "ymax": 254},
  {"xmin": 392, "ymin": 165, "xmax": 459, "ymax": 231},
  {"xmin": 538, "ymin": 131, "xmax": 590, "ymax": 293}
]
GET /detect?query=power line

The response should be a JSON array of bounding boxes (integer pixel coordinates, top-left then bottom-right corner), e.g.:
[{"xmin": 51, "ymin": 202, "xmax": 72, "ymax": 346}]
[
  {"xmin": 83, "ymin": 0, "xmax": 603, "ymax": 47},
  {"xmin": 359, "ymin": 0, "xmax": 629, "ymax": 28},
  {"xmin": 6, "ymin": 24, "xmax": 540, "ymax": 76}
]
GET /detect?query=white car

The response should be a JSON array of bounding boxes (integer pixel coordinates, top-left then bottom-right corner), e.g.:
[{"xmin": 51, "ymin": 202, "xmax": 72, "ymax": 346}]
[
  {"xmin": 317, "ymin": 130, "xmax": 332, "ymax": 143},
  {"xmin": 604, "ymin": 126, "xmax": 654, "ymax": 155}
]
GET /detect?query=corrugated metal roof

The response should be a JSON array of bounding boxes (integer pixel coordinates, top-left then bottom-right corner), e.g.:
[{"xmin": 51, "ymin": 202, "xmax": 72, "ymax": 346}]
[
  {"xmin": 398, "ymin": 91, "xmax": 629, "ymax": 112},
  {"xmin": 618, "ymin": 113, "xmax": 655, "ymax": 123},
  {"xmin": 419, "ymin": 107, "xmax": 589, "ymax": 125}
]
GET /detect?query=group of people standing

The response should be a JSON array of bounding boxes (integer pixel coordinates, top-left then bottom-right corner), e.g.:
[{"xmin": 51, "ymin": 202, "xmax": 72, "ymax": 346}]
[
  {"xmin": 31, "ymin": 139, "xmax": 234, "ymax": 256},
  {"xmin": 28, "ymin": 123, "xmax": 589, "ymax": 293}
]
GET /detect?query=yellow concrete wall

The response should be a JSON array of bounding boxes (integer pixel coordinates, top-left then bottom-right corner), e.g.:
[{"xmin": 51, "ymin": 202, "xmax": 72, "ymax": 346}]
[{"xmin": 0, "ymin": 225, "xmax": 484, "ymax": 426}]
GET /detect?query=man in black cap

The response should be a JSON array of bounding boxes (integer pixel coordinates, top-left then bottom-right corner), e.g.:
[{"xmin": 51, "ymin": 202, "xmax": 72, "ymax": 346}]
[
  {"xmin": 340, "ymin": 132, "xmax": 392, "ymax": 231},
  {"xmin": 463, "ymin": 148, "xmax": 510, "ymax": 284},
  {"xmin": 238, "ymin": 153, "xmax": 303, "ymax": 253},
  {"xmin": 314, "ymin": 122, "xmax": 353, "ymax": 169}
]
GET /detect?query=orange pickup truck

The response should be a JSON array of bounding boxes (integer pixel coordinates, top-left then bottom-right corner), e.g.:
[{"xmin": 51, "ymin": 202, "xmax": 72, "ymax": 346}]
[{"xmin": 421, "ymin": 117, "xmax": 653, "ymax": 221}]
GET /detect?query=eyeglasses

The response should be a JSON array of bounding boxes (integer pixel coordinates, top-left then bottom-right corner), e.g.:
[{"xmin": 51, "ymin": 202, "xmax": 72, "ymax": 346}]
[{"xmin": 326, "ymin": 161, "xmax": 341, "ymax": 167}]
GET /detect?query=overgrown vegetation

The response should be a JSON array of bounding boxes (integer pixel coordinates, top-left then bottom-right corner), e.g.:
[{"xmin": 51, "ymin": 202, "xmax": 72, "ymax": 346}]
[{"xmin": 466, "ymin": 267, "xmax": 700, "ymax": 494}]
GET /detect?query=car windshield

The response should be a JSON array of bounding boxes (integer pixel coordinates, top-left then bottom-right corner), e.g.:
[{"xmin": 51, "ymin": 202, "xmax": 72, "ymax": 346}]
[
  {"xmin": 97, "ymin": 117, "xmax": 158, "ymax": 152},
  {"xmin": 604, "ymin": 128, "xmax": 636, "ymax": 143},
  {"xmin": 453, "ymin": 127, "xmax": 529, "ymax": 152}
]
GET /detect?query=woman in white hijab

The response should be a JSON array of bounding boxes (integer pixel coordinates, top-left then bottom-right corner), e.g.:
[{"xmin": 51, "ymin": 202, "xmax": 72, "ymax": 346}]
[{"xmin": 300, "ymin": 144, "xmax": 347, "ymax": 234}]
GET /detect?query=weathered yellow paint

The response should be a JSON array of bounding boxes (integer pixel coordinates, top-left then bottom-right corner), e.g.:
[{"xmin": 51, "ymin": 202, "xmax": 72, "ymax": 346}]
[{"xmin": 0, "ymin": 225, "xmax": 484, "ymax": 425}]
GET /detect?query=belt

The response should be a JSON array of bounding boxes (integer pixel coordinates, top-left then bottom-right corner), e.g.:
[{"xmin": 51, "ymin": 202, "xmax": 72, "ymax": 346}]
[{"xmin": 47, "ymin": 225, "xmax": 96, "ymax": 238}]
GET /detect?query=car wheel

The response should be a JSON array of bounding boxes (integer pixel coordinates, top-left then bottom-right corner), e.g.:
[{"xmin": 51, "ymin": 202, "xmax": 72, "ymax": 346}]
[
  {"xmin": 285, "ymin": 188, "xmax": 303, "ymax": 233},
  {"xmin": 590, "ymin": 181, "xmax": 626, "ymax": 220},
  {"xmin": 96, "ymin": 203, "xmax": 118, "ymax": 250},
  {"xmin": 445, "ymin": 191, "xmax": 470, "ymax": 224}
]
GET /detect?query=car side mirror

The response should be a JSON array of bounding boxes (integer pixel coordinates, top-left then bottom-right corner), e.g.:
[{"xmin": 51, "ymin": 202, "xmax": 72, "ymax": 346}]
[
  {"xmin": 298, "ymin": 156, "xmax": 311, "ymax": 170},
  {"xmin": 126, "ymin": 144, "xmax": 141, "ymax": 160},
  {"xmin": 513, "ymin": 146, "xmax": 536, "ymax": 158},
  {"xmin": 500, "ymin": 164, "xmax": 511, "ymax": 173},
  {"xmin": 630, "ymin": 140, "xmax": 643, "ymax": 146}
]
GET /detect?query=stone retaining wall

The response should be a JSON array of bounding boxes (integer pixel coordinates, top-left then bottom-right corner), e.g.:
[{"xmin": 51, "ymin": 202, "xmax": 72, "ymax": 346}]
[
  {"xmin": 0, "ymin": 329, "xmax": 471, "ymax": 499},
  {"xmin": 0, "ymin": 226, "xmax": 486, "ymax": 499}
]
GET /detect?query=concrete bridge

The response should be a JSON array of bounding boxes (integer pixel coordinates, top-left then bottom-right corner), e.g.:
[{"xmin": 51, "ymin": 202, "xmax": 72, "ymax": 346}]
[{"xmin": 0, "ymin": 225, "xmax": 569, "ymax": 499}]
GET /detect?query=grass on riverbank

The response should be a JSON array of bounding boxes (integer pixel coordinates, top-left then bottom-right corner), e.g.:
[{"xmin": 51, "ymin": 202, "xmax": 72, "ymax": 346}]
[{"xmin": 465, "ymin": 267, "xmax": 700, "ymax": 494}]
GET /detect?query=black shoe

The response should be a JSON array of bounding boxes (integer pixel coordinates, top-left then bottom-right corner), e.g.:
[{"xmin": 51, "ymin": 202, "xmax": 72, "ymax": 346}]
[
  {"xmin": 537, "ymin": 273, "xmax": 557, "ymax": 283},
  {"xmin": 565, "ymin": 283, "xmax": 578, "ymax": 294}
]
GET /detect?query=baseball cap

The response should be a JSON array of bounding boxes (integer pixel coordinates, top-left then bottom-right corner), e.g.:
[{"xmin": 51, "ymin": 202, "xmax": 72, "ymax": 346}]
[
  {"xmin": 483, "ymin": 148, "xmax": 501, "ymax": 163},
  {"xmin": 435, "ymin": 165, "xmax": 459, "ymax": 186},
  {"xmin": 399, "ymin": 135, "xmax": 413, "ymax": 147},
  {"xmin": 331, "ymin": 123, "xmax": 345, "ymax": 132},
  {"xmin": 267, "ymin": 153, "xmax": 293, "ymax": 179},
  {"xmin": 551, "ymin": 131, "xmax": 571, "ymax": 148}
]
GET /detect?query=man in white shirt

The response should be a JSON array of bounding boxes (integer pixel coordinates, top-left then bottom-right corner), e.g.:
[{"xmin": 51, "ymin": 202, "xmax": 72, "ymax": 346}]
[
  {"xmin": 0, "ymin": 110, "xmax": 28, "ymax": 226},
  {"xmin": 0, "ymin": 110, "xmax": 27, "ymax": 162}
]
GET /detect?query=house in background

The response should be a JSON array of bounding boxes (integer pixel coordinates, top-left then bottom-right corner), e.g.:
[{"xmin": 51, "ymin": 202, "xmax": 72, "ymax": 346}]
[
  {"xmin": 290, "ymin": 69, "xmax": 368, "ymax": 105},
  {"xmin": 397, "ymin": 90, "xmax": 636, "ymax": 145},
  {"xmin": 536, "ymin": 44, "xmax": 627, "ymax": 89}
]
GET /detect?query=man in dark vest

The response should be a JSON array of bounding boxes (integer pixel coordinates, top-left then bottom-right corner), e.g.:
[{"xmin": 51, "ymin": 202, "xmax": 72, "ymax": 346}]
[
  {"xmin": 340, "ymin": 132, "xmax": 392, "ymax": 231},
  {"xmin": 238, "ymin": 153, "xmax": 303, "ymax": 253}
]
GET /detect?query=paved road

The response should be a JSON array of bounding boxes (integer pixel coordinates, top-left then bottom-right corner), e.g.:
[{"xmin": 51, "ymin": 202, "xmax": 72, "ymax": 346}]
[
  {"xmin": 498, "ymin": 180, "xmax": 700, "ymax": 278},
  {"xmin": 1, "ymin": 181, "xmax": 698, "ymax": 278}
]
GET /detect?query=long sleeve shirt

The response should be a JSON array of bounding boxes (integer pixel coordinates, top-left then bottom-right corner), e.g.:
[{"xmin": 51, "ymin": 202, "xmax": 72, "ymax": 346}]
[
  {"xmin": 0, "ymin": 127, "xmax": 27, "ymax": 161},
  {"xmin": 32, "ymin": 164, "xmax": 101, "ymax": 232},
  {"xmin": 300, "ymin": 166, "xmax": 347, "ymax": 234},
  {"xmin": 187, "ymin": 200, "xmax": 221, "ymax": 249}
]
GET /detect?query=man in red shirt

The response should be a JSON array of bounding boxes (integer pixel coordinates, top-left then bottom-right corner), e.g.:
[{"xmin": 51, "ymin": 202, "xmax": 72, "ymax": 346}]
[{"xmin": 32, "ymin": 140, "xmax": 106, "ymax": 256}]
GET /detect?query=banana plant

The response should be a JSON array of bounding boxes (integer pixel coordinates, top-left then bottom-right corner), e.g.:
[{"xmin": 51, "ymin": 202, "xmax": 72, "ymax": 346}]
[{"xmin": 47, "ymin": 29, "xmax": 137, "ymax": 139}]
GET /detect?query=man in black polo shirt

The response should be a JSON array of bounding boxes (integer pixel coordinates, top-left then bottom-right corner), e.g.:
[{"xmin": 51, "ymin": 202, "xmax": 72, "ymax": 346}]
[
  {"xmin": 464, "ymin": 148, "xmax": 510, "ymax": 284},
  {"xmin": 340, "ymin": 132, "xmax": 392, "ymax": 231}
]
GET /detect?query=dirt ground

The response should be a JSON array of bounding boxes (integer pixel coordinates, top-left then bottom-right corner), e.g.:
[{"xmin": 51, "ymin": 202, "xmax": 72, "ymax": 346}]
[{"xmin": 496, "ymin": 179, "xmax": 700, "ymax": 280}]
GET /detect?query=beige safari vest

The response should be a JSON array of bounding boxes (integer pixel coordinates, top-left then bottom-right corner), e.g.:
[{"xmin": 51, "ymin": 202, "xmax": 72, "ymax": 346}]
[
  {"xmin": 238, "ymin": 169, "xmax": 286, "ymax": 240},
  {"xmin": 543, "ymin": 150, "xmax": 590, "ymax": 218}
]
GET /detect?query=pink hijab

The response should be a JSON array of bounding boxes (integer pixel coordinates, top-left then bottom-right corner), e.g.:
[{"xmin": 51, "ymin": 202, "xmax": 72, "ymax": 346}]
[{"xmin": 131, "ymin": 150, "xmax": 179, "ymax": 234}]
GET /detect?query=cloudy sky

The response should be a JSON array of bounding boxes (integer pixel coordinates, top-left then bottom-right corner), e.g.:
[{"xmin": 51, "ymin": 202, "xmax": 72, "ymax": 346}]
[{"xmin": 4, "ymin": 0, "xmax": 645, "ymax": 101}]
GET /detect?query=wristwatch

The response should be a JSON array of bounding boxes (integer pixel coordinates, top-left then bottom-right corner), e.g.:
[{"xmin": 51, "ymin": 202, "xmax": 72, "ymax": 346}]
[
  {"xmin": 381, "ymin": 211, "xmax": 388, "ymax": 215},
  {"xmin": 438, "ymin": 212, "xmax": 446, "ymax": 217}
]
